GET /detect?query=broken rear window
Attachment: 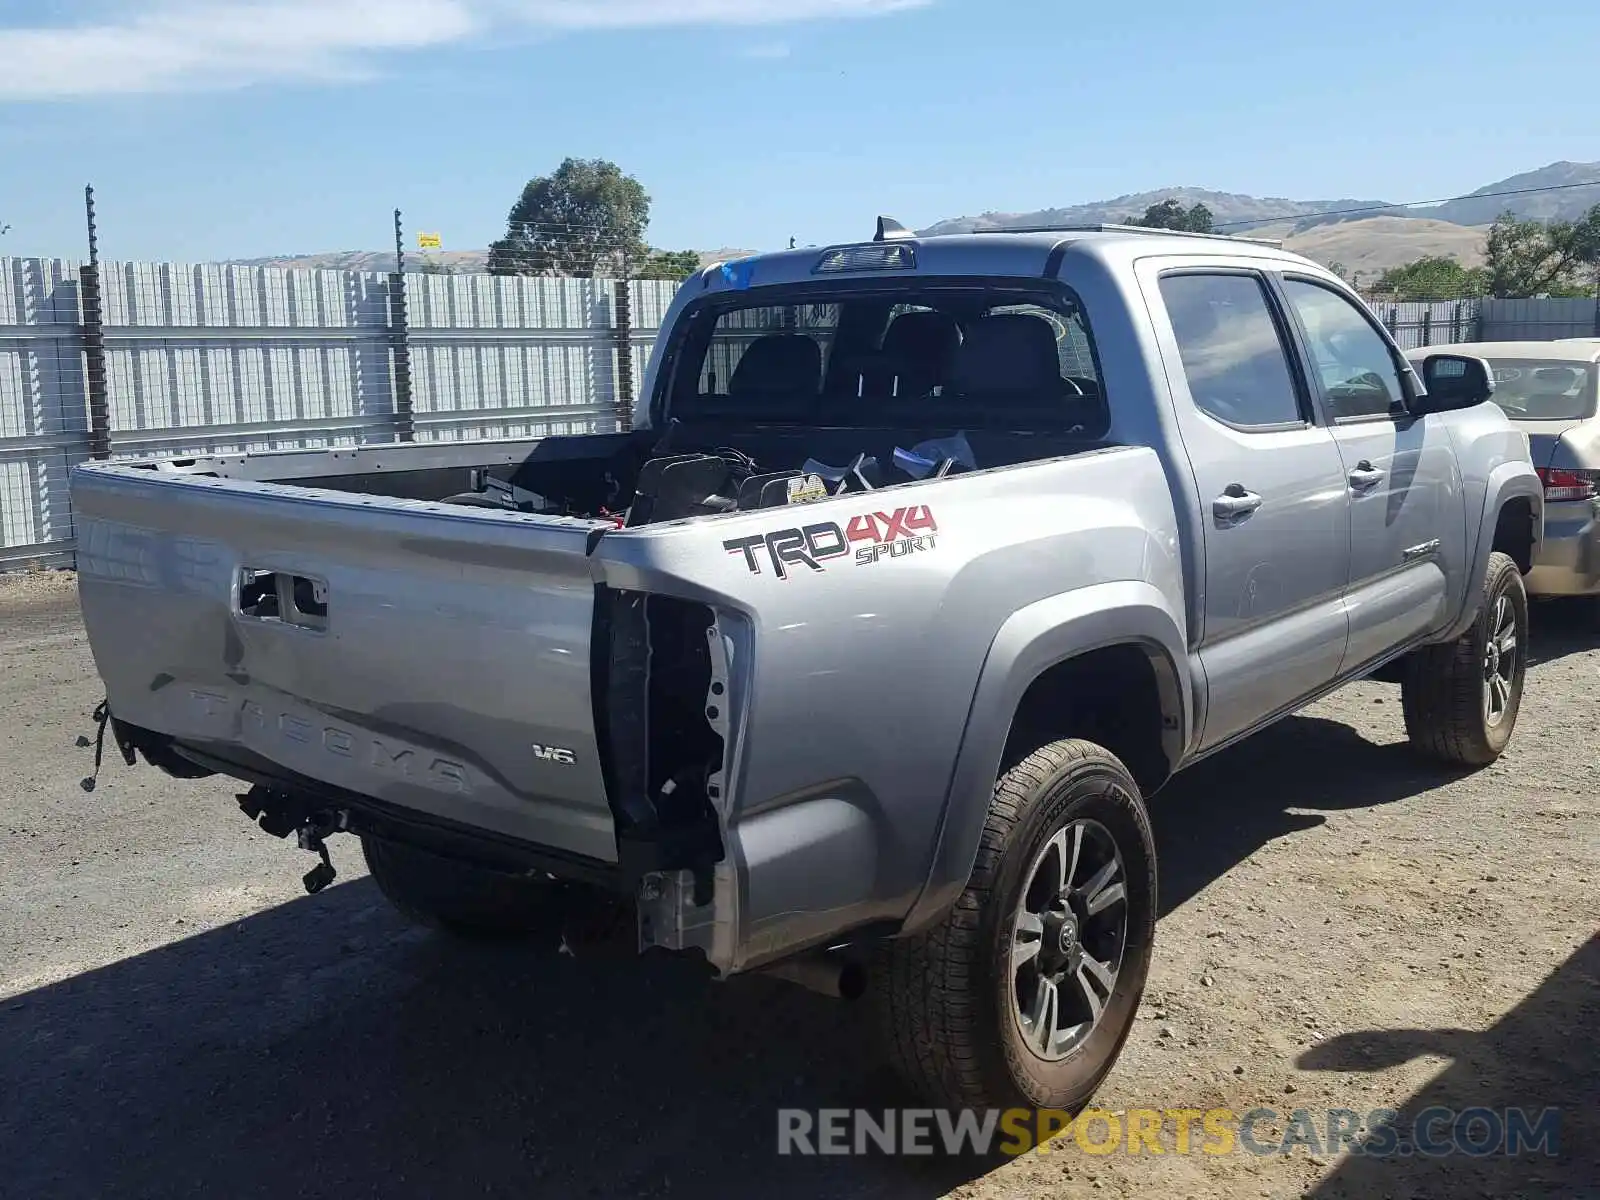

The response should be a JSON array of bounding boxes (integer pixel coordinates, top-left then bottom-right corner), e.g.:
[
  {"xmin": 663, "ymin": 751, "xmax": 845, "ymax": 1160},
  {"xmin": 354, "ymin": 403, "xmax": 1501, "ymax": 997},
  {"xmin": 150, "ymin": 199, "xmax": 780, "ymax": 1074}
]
[{"xmin": 663, "ymin": 283, "xmax": 1106, "ymax": 433}]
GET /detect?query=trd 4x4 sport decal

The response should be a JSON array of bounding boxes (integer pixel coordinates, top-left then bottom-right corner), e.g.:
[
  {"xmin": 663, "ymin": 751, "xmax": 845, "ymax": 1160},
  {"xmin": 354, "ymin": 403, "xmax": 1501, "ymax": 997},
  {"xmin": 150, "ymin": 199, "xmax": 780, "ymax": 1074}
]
[{"xmin": 723, "ymin": 505, "xmax": 938, "ymax": 580}]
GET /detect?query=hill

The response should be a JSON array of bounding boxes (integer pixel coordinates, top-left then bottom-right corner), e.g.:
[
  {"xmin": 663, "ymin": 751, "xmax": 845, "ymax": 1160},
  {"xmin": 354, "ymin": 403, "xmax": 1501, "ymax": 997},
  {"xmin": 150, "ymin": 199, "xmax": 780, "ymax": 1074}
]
[
  {"xmin": 919, "ymin": 187, "xmax": 1393, "ymax": 237},
  {"xmin": 917, "ymin": 160, "xmax": 1600, "ymax": 270},
  {"xmin": 1251, "ymin": 216, "xmax": 1488, "ymax": 279}
]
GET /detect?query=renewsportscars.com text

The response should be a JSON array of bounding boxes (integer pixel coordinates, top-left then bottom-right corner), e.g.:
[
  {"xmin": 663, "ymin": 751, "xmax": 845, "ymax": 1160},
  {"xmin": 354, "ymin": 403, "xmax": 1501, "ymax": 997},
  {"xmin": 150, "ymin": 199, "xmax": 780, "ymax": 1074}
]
[{"xmin": 777, "ymin": 1106, "xmax": 1561, "ymax": 1159}]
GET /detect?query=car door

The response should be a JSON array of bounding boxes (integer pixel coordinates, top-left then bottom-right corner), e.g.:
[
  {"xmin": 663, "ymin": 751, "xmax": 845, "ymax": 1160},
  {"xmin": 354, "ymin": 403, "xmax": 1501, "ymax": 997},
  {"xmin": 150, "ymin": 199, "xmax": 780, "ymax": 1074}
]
[
  {"xmin": 1147, "ymin": 267, "xmax": 1352, "ymax": 751},
  {"xmin": 1277, "ymin": 277, "xmax": 1462, "ymax": 671}
]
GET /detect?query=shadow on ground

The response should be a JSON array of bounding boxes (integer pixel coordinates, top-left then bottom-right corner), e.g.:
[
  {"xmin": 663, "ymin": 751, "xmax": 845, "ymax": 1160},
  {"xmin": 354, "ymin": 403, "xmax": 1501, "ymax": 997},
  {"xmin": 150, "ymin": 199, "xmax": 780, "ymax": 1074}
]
[
  {"xmin": 0, "ymin": 610, "xmax": 1590, "ymax": 1199},
  {"xmin": 1526, "ymin": 596, "xmax": 1597, "ymax": 668},
  {"xmin": 1302, "ymin": 934, "xmax": 1600, "ymax": 1199}
]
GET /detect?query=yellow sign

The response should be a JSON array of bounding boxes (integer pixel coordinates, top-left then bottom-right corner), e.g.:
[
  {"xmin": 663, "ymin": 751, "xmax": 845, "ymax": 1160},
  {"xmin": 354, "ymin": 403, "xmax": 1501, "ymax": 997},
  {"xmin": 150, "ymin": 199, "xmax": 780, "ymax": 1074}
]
[{"xmin": 417, "ymin": 232, "xmax": 442, "ymax": 250}]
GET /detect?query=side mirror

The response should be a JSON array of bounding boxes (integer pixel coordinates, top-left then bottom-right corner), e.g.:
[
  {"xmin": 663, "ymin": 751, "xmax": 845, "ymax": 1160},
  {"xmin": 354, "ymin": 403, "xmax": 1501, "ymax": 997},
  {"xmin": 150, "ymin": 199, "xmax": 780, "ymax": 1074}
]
[{"xmin": 1411, "ymin": 354, "xmax": 1495, "ymax": 415}]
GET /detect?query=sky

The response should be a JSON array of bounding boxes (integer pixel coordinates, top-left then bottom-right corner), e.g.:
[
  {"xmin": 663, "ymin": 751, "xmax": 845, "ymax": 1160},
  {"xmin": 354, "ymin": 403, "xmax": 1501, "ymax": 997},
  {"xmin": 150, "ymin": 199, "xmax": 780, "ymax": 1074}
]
[{"xmin": 2, "ymin": 0, "xmax": 1599, "ymax": 262}]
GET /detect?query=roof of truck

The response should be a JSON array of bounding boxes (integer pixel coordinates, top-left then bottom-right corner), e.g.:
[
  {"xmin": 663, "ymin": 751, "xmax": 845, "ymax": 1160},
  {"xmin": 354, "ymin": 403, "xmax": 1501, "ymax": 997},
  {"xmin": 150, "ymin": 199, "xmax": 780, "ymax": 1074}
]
[{"xmin": 697, "ymin": 224, "xmax": 1319, "ymax": 293}]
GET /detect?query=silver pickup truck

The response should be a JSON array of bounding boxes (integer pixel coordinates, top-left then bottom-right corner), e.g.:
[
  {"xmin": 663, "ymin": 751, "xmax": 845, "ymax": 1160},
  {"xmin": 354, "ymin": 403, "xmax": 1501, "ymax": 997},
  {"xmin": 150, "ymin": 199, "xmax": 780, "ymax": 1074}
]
[{"xmin": 71, "ymin": 222, "xmax": 1542, "ymax": 1115}]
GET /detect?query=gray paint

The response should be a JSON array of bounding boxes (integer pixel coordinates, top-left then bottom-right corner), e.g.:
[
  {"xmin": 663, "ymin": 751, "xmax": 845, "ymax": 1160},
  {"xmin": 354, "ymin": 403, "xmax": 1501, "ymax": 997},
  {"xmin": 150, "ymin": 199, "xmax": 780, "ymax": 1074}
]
[{"xmin": 72, "ymin": 229, "xmax": 1543, "ymax": 976}]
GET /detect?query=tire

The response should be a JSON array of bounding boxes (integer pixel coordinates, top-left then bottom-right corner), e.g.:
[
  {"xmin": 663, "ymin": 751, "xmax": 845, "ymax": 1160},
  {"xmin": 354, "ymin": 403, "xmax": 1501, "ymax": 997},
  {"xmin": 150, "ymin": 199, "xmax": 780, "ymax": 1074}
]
[
  {"xmin": 361, "ymin": 835, "xmax": 555, "ymax": 939},
  {"xmin": 1402, "ymin": 550, "xmax": 1528, "ymax": 767},
  {"xmin": 873, "ymin": 739, "xmax": 1157, "ymax": 1112}
]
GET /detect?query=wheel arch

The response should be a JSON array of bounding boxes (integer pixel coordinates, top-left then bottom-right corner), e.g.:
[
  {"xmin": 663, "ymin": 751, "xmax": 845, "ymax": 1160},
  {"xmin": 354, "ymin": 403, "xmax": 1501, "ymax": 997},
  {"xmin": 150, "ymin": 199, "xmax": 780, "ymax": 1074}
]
[
  {"xmin": 900, "ymin": 582, "xmax": 1191, "ymax": 935},
  {"xmin": 1440, "ymin": 462, "xmax": 1544, "ymax": 643}
]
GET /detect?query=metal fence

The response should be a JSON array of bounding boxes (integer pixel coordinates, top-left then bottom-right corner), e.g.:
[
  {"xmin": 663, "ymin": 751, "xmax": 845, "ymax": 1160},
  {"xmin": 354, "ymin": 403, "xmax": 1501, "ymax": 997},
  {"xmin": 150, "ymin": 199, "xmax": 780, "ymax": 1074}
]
[
  {"xmin": 0, "ymin": 255, "xmax": 680, "ymax": 568},
  {"xmin": 1367, "ymin": 299, "xmax": 1483, "ymax": 350},
  {"xmin": 1480, "ymin": 297, "xmax": 1600, "ymax": 342},
  {"xmin": 1365, "ymin": 296, "xmax": 1600, "ymax": 346}
]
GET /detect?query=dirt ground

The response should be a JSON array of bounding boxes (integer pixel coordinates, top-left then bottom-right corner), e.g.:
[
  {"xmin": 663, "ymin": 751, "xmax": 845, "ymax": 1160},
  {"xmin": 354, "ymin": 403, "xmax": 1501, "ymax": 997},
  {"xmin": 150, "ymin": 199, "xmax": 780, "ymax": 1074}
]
[{"xmin": 1, "ymin": 570, "xmax": 1595, "ymax": 1200}]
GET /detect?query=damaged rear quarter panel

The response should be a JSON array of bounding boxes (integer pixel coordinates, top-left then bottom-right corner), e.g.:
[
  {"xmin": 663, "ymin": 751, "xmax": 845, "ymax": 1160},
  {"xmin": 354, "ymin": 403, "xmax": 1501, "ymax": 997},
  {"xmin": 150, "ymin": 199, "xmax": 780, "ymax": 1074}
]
[{"xmin": 594, "ymin": 445, "xmax": 1184, "ymax": 970}]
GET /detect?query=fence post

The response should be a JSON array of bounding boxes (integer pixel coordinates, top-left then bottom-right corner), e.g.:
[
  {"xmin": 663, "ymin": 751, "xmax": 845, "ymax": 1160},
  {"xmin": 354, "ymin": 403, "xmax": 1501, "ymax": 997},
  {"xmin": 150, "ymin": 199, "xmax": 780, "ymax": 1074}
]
[
  {"xmin": 1452, "ymin": 301, "xmax": 1462, "ymax": 343},
  {"xmin": 387, "ymin": 274, "xmax": 415, "ymax": 442},
  {"xmin": 613, "ymin": 279, "xmax": 634, "ymax": 434},
  {"xmin": 388, "ymin": 209, "xmax": 415, "ymax": 442},
  {"xmin": 81, "ymin": 185, "xmax": 110, "ymax": 460},
  {"xmin": 1421, "ymin": 308, "xmax": 1432, "ymax": 347},
  {"xmin": 1385, "ymin": 306, "xmax": 1398, "ymax": 339}
]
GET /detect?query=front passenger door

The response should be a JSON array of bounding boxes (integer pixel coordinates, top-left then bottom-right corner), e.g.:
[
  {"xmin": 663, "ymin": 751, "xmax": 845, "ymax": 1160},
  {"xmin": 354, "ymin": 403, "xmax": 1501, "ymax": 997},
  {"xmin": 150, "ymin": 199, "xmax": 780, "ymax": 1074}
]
[{"xmin": 1278, "ymin": 278, "xmax": 1462, "ymax": 671}]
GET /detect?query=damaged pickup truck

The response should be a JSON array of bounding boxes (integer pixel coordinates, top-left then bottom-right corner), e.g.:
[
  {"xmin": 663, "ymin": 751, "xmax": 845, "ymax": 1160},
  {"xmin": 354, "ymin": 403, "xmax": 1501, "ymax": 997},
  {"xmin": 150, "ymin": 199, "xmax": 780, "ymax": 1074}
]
[{"xmin": 71, "ymin": 221, "xmax": 1543, "ymax": 1113}]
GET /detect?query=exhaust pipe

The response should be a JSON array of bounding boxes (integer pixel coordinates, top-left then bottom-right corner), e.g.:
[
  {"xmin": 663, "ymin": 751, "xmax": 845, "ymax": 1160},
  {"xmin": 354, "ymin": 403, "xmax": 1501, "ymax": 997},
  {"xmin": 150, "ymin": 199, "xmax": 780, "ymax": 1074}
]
[{"xmin": 761, "ymin": 953, "xmax": 867, "ymax": 1000}]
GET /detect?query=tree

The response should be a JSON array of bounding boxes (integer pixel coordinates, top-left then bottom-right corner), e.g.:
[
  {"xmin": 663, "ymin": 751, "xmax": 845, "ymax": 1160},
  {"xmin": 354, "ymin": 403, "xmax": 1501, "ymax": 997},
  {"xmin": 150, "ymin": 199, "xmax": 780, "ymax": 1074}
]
[
  {"xmin": 635, "ymin": 249, "xmax": 701, "ymax": 281},
  {"xmin": 1372, "ymin": 255, "xmax": 1489, "ymax": 301},
  {"xmin": 1483, "ymin": 205, "xmax": 1600, "ymax": 298},
  {"xmin": 487, "ymin": 158, "xmax": 651, "ymax": 277},
  {"xmin": 1126, "ymin": 199, "xmax": 1214, "ymax": 233}
]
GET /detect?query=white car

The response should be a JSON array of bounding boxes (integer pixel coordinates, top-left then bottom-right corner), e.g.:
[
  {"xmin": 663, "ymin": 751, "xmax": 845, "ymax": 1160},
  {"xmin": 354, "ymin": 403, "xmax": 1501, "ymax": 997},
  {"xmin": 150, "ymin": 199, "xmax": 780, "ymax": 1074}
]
[{"xmin": 1410, "ymin": 340, "xmax": 1600, "ymax": 607}]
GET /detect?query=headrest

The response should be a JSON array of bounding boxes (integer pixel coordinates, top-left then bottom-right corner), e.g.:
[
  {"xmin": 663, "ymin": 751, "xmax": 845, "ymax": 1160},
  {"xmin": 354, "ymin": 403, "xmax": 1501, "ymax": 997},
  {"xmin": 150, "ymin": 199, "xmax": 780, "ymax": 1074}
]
[
  {"xmin": 882, "ymin": 310, "xmax": 962, "ymax": 367},
  {"xmin": 729, "ymin": 334, "xmax": 822, "ymax": 395},
  {"xmin": 949, "ymin": 314, "xmax": 1062, "ymax": 394}
]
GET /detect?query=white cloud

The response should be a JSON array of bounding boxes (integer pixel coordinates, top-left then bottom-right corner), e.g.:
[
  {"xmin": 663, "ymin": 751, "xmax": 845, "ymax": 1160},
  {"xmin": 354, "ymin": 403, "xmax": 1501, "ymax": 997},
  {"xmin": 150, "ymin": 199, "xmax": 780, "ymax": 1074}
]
[
  {"xmin": 498, "ymin": 0, "xmax": 926, "ymax": 28},
  {"xmin": 0, "ymin": 0, "xmax": 929, "ymax": 99}
]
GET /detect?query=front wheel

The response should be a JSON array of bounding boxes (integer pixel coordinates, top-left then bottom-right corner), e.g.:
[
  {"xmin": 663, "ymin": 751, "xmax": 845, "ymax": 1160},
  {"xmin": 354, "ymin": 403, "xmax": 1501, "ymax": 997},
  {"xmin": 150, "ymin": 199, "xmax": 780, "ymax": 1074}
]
[
  {"xmin": 873, "ymin": 739, "xmax": 1157, "ymax": 1112},
  {"xmin": 1402, "ymin": 550, "xmax": 1529, "ymax": 766}
]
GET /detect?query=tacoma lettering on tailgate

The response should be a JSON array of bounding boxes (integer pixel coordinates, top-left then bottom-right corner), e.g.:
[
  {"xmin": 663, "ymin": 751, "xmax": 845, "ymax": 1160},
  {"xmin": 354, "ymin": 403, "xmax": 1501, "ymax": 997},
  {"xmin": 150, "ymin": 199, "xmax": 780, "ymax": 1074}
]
[{"xmin": 187, "ymin": 689, "xmax": 471, "ymax": 793}]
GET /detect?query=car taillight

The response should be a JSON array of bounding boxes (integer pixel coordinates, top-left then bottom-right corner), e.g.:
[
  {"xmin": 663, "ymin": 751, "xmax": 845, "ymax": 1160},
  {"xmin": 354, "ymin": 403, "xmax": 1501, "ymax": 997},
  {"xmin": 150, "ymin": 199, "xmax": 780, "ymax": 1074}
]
[{"xmin": 1537, "ymin": 467, "xmax": 1599, "ymax": 502}]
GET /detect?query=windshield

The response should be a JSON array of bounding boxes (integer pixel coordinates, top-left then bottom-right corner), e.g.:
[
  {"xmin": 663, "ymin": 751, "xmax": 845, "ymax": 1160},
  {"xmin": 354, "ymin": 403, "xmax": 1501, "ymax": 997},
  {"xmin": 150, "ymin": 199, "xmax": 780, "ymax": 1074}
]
[
  {"xmin": 1485, "ymin": 359, "xmax": 1599, "ymax": 422},
  {"xmin": 662, "ymin": 282, "xmax": 1106, "ymax": 433}
]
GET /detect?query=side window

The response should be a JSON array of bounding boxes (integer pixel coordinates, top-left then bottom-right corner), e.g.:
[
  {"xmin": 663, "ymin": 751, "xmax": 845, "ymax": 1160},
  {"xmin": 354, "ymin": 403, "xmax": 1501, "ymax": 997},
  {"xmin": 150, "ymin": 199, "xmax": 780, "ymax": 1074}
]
[
  {"xmin": 1158, "ymin": 274, "xmax": 1304, "ymax": 429},
  {"xmin": 1281, "ymin": 280, "xmax": 1405, "ymax": 421}
]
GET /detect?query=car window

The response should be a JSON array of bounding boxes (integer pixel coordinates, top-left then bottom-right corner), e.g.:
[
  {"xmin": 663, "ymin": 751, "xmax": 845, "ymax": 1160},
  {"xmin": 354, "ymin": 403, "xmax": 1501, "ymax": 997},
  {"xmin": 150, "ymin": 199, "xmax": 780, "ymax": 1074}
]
[
  {"xmin": 1158, "ymin": 274, "xmax": 1304, "ymax": 429},
  {"xmin": 1282, "ymin": 280, "xmax": 1404, "ymax": 421},
  {"xmin": 1482, "ymin": 359, "xmax": 1599, "ymax": 421},
  {"xmin": 668, "ymin": 285, "xmax": 1108, "ymax": 432}
]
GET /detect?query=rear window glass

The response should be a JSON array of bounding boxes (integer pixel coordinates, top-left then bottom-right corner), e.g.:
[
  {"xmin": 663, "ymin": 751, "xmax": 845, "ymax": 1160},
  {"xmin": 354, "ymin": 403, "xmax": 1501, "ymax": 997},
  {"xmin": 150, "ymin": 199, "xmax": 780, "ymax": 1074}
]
[
  {"xmin": 1483, "ymin": 359, "xmax": 1599, "ymax": 421},
  {"xmin": 664, "ymin": 284, "xmax": 1105, "ymax": 433}
]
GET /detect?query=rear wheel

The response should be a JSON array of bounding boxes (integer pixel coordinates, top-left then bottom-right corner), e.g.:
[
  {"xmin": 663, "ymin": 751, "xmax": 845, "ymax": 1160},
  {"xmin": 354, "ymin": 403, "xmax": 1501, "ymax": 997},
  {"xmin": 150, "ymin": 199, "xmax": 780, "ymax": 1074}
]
[
  {"xmin": 1402, "ymin": 551, "xmax": 1528, "ymax": 766},
  {"xmin": 873, "ymin": 739, "xmax": 1157, "ymax": 1111},
  {"xmin": 361, "ymin": 836, "xmax": 556, "ymax": 939}
]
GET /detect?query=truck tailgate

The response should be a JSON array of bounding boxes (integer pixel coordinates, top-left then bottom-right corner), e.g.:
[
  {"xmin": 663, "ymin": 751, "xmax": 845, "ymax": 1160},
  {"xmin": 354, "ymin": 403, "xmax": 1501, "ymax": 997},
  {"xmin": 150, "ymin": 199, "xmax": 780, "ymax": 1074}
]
[{"xmin": 72, "ymin": 465, "xmax": 618, "ymax": 864}]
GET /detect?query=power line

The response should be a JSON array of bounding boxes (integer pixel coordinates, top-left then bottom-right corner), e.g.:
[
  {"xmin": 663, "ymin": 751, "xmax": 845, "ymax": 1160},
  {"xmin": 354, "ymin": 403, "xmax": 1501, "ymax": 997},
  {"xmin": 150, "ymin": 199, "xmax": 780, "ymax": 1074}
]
[{"xmin": 1212, "ymin": 178, "xmax": 1600, "ymax": 230}]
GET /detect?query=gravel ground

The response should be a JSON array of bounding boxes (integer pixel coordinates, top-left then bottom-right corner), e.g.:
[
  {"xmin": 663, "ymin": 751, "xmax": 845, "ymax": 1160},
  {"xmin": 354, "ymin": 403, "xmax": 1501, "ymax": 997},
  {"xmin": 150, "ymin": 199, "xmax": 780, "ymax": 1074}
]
[{"xmin": 1, "ymin": 570, "xmax": 1596, "ymax": 1200}]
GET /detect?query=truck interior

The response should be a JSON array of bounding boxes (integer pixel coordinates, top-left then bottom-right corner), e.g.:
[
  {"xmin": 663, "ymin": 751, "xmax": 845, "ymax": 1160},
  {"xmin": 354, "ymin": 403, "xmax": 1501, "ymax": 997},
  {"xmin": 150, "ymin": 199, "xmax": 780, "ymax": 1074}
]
[{"xmin": 135, "ymin": 280, "xmax": 1114, "ymax": 530}]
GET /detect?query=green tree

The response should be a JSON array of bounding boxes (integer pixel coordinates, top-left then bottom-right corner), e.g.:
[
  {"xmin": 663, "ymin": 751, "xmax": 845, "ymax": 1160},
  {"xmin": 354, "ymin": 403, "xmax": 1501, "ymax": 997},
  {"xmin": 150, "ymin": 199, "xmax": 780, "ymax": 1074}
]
[
  {"xmin": 635, "ymin": 249, "xmax": 701, "ymax": 281},
  {"xmin": 1484, "ymin": 205, "xmax": 1600, "ymax": 298},
  {"xmin": 1372, "ymin": 255, "xmax": 1490, "ymax": 300},
  {"xmin": 1126, "ymin": 199, "xmax": 1214, "ymax": 233},
  {"xmin": 487, "ymin": 157, "xmax": 651, "ymax": 277}
]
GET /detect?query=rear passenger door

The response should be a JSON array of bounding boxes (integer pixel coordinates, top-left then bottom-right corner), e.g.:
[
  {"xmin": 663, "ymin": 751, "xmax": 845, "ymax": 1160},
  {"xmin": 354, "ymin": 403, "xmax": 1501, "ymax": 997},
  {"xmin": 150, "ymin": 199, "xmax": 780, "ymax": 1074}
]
[
  {"xmin": 1146, "ymin": 268, "xmax": 1352, "ymax": 751},
  {"xmin": 1276, "ymin": 277, "xmax": 1462, "ymax": 669}
]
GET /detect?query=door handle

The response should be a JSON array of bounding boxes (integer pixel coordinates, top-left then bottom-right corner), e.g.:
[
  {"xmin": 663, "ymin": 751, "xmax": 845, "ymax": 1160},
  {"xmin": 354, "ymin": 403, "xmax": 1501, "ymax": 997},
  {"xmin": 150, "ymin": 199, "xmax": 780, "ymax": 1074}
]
[
  {"xmin": 1348, "ymin": 460, "xmax": 1386, "ymax": 491},
  {"xmin": 1213, "ymin": 485, "xmax": 1263, "ymax": 522}
]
